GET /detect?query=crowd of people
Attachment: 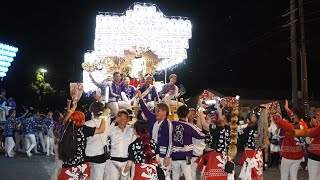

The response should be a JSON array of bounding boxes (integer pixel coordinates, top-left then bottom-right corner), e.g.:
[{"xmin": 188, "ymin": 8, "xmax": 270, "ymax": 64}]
[{"xmin": 1, "ymin": 72, "xmax": 320, "ymax": 180}]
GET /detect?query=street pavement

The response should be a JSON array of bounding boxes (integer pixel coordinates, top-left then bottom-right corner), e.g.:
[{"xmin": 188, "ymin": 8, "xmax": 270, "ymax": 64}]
[
  {"xmin": 0, "ymin": 152, "xmax": 310, "ymax": 180},
  {"xmin": 0, "ymin": 152, "xmax": 54, "ymax": 180}
]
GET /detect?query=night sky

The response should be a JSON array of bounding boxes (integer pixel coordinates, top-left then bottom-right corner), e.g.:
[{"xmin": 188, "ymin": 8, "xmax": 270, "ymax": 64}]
[{"xmin": 0, "ymin": 0, "xmax": 319, "ymax": 103}]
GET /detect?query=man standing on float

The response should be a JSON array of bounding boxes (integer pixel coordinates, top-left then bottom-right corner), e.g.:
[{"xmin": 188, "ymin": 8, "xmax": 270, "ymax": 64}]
[{"xmin": 159, "ymin": 74, "xmax": 183, "ymax": 115}]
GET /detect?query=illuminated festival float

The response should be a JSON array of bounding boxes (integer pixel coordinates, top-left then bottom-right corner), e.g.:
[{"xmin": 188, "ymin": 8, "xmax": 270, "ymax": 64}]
[
  {"xmin": 0, "ymin": 43, "xmax": 18, "ymax": 79},
  {"xmin": 82, "ymin": 2, "xmax": 192, "ymax": 118}
]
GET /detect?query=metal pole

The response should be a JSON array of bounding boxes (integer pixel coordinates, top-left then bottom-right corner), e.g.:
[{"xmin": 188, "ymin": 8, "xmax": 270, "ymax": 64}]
[
  {"xmin": 290, "ymin": 0, "xmax": 299, "ymax": 109},
  {"xmin": 298, "ymin": 0, "xmax": 309, "ymax": 114},
  {"xmin": 164, "ymin": 68, "xmax": 167, "ymax": 84},
  {"xmin": 42, "ymin": 72, "xmax": 45, "ymax": 80}
]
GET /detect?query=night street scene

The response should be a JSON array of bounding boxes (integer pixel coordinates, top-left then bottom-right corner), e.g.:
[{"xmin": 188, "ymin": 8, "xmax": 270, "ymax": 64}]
[{"xmin": 0, "ymin": 0, "xmax": 319, "ymax": 179}]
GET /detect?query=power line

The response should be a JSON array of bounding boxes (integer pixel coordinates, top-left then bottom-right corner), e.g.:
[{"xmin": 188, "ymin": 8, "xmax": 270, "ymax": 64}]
[
  {"xmin": 223, "ymin": 12, "xmax": 289, "ymax": 58},
  {"xmin": 225, "ymin": 25, "xmax": 284, "ymax": 57},
  {"xmin": 305, "ymin": 16, "xmax": 320, "ymax": 23},
  {"xmin": 304, "ymin": 10, "xmax": 320, "ymax": 17}
]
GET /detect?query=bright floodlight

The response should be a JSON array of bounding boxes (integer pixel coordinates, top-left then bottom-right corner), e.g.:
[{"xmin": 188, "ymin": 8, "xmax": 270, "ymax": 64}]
[
  {"xmin": 0, "ymin": 43, "xmax": 19, "ymax": 78},
  {"xmin": 236, "ymin": 95, "xmax": 240, "ymax": 100},
  {"xmin": 94, "ymin": 2, "xmax": 192, "ymax": 70},
  {"xmin": 40, "ymin": 68, "xmax": 47, "ymax": 73}
]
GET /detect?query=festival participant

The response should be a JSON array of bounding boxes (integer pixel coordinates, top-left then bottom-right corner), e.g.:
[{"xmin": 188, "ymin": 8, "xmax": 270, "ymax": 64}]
[
  {"xmin": 89, "ymin": 72, "xmax": 119, "ymax": 115},
  {"xmin": 7, "ymin": 97, "xmax": 16, "ymax": 109},
  {"xmin": 187, "ymin": 108, "xmax": 197, "ymax": 124},
  {"xmin": 292, "ymin": 119, "xmax": 320, "ymax": 180},
  {"xmin": 85, "ymin": 101, "xmax": 110, "ymax": 180},
  {"xmin": 137, "ymin": 74, "xmax": 159, "ymax": 110},
  {"xmin": 22, "ymin": 113, "xmax": 38, "ymax": 157},
  {"xmin": 238, "ymin": 107, "xmax": 269, "ymax": 180},
  {"xmin": 137, "ymin": 90, "xmax": 173, "ymax": 180},
  {"xmin": 0, "ymin": 89, "xmax": 7, "ymax": 119},
  {"xmin": 110, "ymin": 72, "xmax": 132, "ymax": 115},
  {"xmin": 34, "ymin": 114, "xmax": 47, "ymax": 153},
  {"xmin": 4, "ymin": 110, "xmax": 19, "ymax": 157},
  {"xmin": 171, "ymin": 106, "xmax": 204, "ymax": 180},
  {"xmin": 159, "ymin": 74, "xmax": 183, "ymax": 115},
  {"xmin": 0, "ymin": 89, "xmax": 7, "ymax": 104},
  {"xmin": 58, "ymin": 101, "xmax": 106, "ymax": 180},
  {"xmin": 284, "ymin": 100, "xmax": 308, "ymax": 170},
  {"xmin": 14, "ymin": 109, "xmax": 29, "ymax": 152},
  {"xmin": 268, "ymin": 119, "xmax": 281, "ymax": 168},
  {"xmin": 310, "ymin": 117, "xmax": 319, "ymax": 128},
  {"xmin": 187, "ymin": 108, "xmax": 206, "ymax": 180},
  {"xmin": 5, "ymin": 109, "xmax": 29, "ymax": 156},
  {"xmin": 120, "ymin": 76, "xmax": 137, "ymax": 104},
  {"xmin": 273, "ymin": 101, "xmax": 305, "ymax": 180},
  {"xmin": 44, "ymin": 111, "xmax": 54, "ymax": 156},
  {"xmin": 50, "ymin": 110, "xmax": 64, "ymax": 180},
  {"xmin": 122, "ymin": 120, "xmax": 160, "ymax": 179},
  {"xmin": 105, "ymin": 109, "xmax": 134, "ymax": 180},
  {"xmin": 197, "ymin": 104, "xmax": 238, "ymax": 180}
]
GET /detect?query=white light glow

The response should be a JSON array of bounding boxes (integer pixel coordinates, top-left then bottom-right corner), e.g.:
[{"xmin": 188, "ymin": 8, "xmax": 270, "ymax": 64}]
[
  {"xmin": 93, "ymin": 2, "xmax": 192, "ymax": 69},
  {"xmin": 40, "ymin": 68, "xmax": 47, "ymax": 73},
  {"xmin": 236, "ymin": 95, "xmax": 240, "ymax": 100},
  {"xmin": 0, "ymin": 42, "xmax": 18, "ymax": 77},
  {"xmin": 205, "ymin": 100, "xmax": 217, "ymax": 105},
  {"xmin": 130, "ymin": 57, "xmax": 146, "ymax": 78},
  {"xmin": 0, "ymin": 72, "xmax": 6, "ymax": 77},
  {"xmin": 83, "ymin": 3, "xmax": 192, "ymax": 91}
]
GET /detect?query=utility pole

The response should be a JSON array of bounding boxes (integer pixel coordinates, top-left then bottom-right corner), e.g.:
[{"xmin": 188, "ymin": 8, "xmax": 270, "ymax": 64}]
[
  {"xmin": 290, "ymin": 0, "xmax": 299, "ymax": 109},
  {"xmin": 298, "ymin": 0, "xmax": 309, "ymax": 114}
]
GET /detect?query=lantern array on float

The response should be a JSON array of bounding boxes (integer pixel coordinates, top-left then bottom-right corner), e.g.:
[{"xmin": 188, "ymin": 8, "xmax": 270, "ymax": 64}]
[
  {"xmin": 0, "ymin": 43, "xmax": 18, "ymax": 77},
  {"xmin": 83, "ymin": 2, "xmax": 192, "ymax": 92}
]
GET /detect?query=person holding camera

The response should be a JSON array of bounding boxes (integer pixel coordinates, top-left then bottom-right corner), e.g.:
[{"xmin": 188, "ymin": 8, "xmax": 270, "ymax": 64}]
[
  {"xmin": 57, "ymin": 101, "xmax": 106, "ymax": 180},
  {"xmin": 197, "ymin": 103, "xmax": 237, "ymax": 180},
  {"xmin": 85, "ymin": 101, "xmax": 111, "ymax": 180}
]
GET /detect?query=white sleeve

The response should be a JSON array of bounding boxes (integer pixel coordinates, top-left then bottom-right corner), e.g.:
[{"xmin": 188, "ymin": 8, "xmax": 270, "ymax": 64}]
[{"xmin": 174, "ymin": 85, "xmax": 179, "ymax": 98}]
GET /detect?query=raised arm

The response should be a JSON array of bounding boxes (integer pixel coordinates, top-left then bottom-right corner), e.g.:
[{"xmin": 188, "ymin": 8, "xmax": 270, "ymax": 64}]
[
  {"xmin": 95, "ymin": 119, "xmax": 106, "ymax": 134},
  {"xmin": 15, "ymin": 108, "xmax": 29, "ymax": 121},
  {"xmin": 190, "ymin": 124, "xmax": 205, "ymax": 139},
  {"xmin": 284, "ymin": 99, "xmax": 293, "ymax": 116},
  {"xmin": 274, "ymin": 117, "xmax": 295, "ymax": 132},
  {"xmin": 198, "ymin": 110, "xmax": 209, "ymax": 132},
  {"xmin": 195, "ymin": 115, "xmax": 202, "ymax": 129},
  {"xmin": 137, "ymin": 90, "xmax": 155, "ymax": 122},
  {"xmin": 89, "ymin": 73, "xmax": 103, "ymax": 89},
  {"xmin": 304, "ymin": 124, "xmax": 320, "ymax": 138},
  {"xmin": 64, "ymin": 101, "xmax": 77, "ymax": 122}
]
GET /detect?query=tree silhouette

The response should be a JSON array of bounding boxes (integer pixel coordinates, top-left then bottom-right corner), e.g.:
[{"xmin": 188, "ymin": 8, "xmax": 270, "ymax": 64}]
[{"xmin": 31, "ymin": 71, "xmax": 56, "ymax": 101}]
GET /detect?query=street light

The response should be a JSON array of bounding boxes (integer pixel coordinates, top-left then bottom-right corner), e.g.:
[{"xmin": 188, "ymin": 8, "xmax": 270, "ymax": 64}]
[{"xmin": 40, "ymin": 68, "xmax": 47, "ymax": 80}]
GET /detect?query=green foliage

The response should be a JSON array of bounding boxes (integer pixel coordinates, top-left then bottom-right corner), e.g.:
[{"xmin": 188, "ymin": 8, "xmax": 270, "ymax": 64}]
[{"xmin": 31, "ymin": 72, "xmax": 56, "ymax": 99}]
